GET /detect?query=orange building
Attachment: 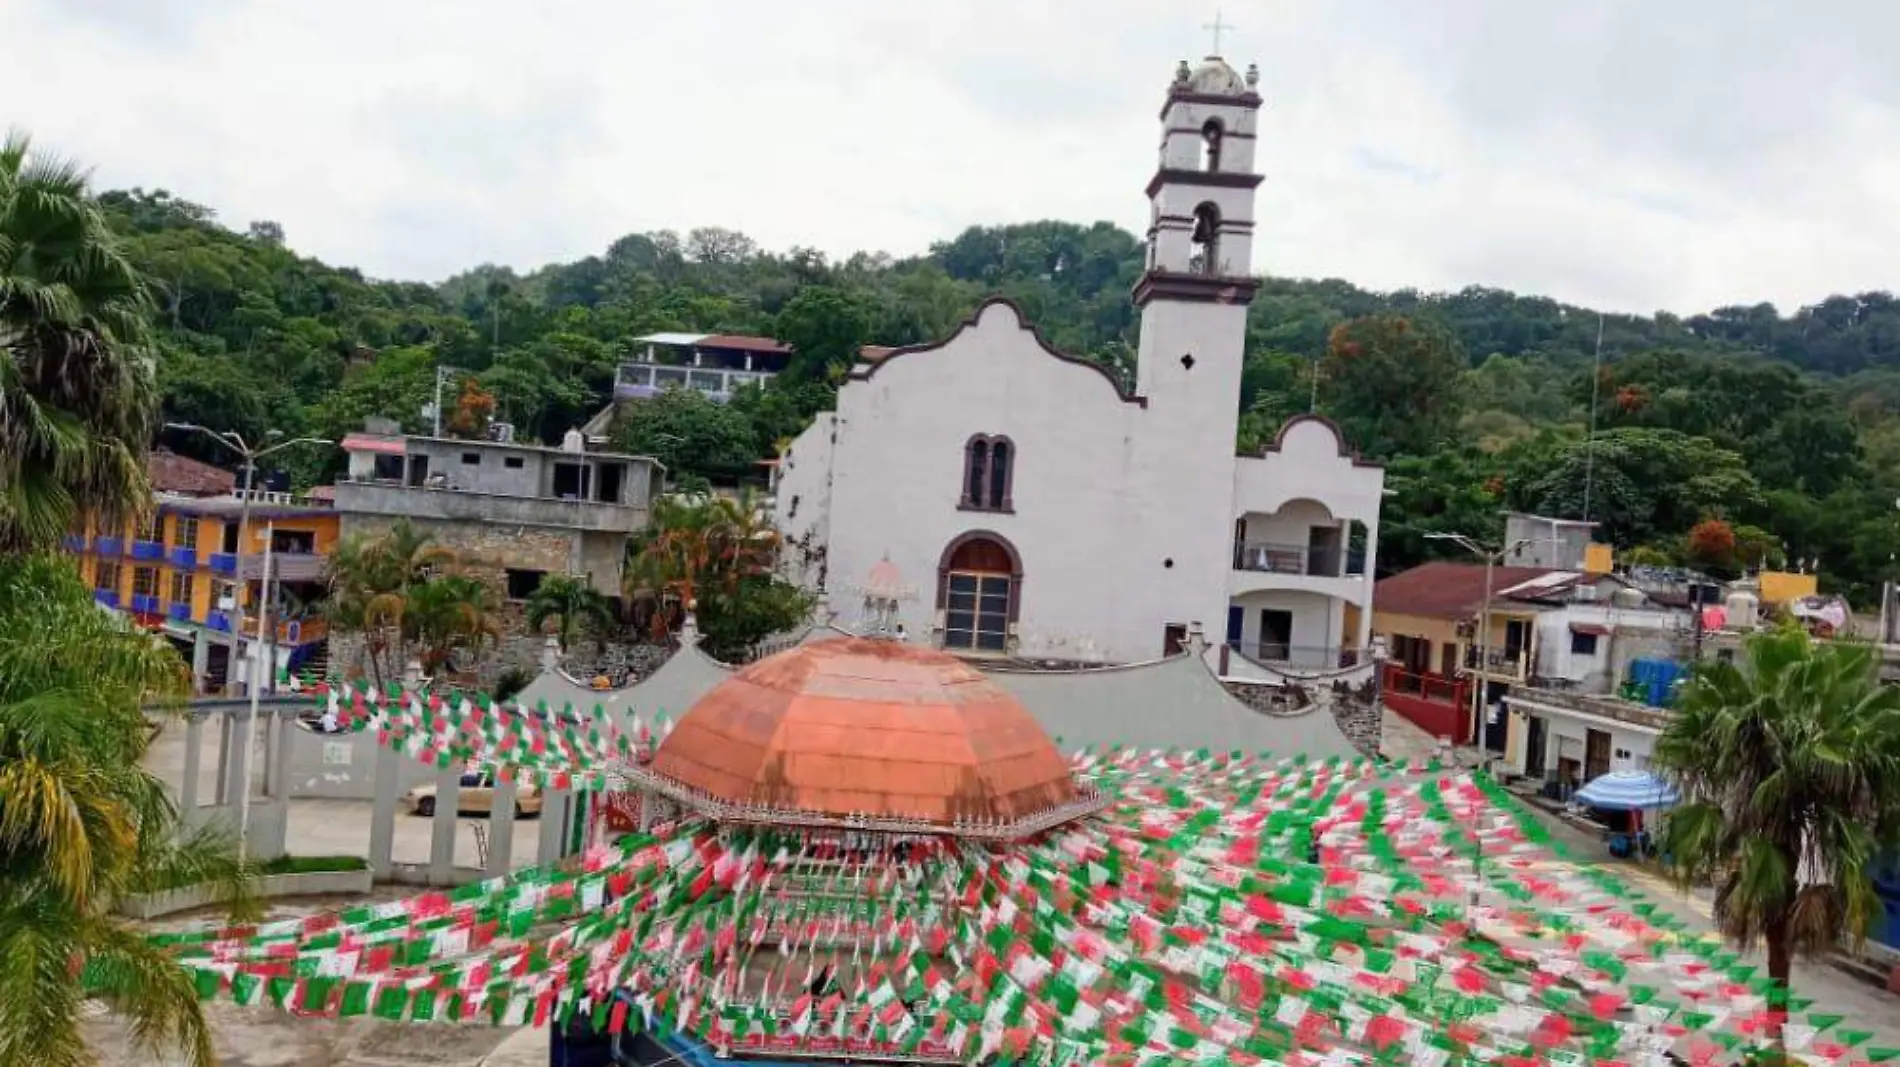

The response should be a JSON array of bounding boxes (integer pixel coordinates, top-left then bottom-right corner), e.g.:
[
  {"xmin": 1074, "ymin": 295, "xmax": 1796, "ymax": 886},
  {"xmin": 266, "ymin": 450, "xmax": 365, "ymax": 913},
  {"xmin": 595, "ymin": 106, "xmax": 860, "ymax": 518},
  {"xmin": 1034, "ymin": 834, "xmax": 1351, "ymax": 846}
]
[{"xmin": 64, "ymin": 451, "xmax": 340, "ymax": 693}]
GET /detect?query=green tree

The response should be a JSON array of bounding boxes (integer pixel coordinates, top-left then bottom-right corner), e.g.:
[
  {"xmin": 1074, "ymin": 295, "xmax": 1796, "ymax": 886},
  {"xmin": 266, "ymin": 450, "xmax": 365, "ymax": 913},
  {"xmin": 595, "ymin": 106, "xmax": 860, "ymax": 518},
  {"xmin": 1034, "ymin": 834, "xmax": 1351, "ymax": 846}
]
[
  {"xmin": 401, "ymin": 573, "xmax": 504, "ymax": 676},
  {"xmin": 1317, "ymin": 314, "xmax": 1466, "ymax": 459},
  {"xmin": 1511, "ymin": 427, "xmax": 1762, "ymax": 548},
  {"xmin": 774, "ymin": 286, "xmax": 874, "ymax": 384},
  {"xmin": 0, "ymin": 133, "xmax": 160, "ymax": 552},
  {"xmin": 624, "ymin": 493, "xmax": 809, "ymax": 658},
  {"xmin": 611, "ymin": 388, "xmax": 763, "ymax": 488},
  {"xmin": 1653, "ymin": 628, "xmax": 1900, "ymax": 1047},
  {"xmin": 526, "ymin": 573, "xmax": 614, "ymax": 652},
  {"xmin": 323, "ymin": 518, "xmax": 458, "ymax": 685},
  {"xmin": 0, "ymin": 555, "xmax": 254, "ymax": 1067}
]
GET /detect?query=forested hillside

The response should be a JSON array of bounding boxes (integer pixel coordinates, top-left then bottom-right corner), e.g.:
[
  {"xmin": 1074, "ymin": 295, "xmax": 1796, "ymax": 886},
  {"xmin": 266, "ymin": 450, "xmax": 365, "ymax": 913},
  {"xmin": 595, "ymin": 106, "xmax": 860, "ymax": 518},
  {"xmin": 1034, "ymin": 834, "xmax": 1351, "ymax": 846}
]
[{"xmin": 103, "ymin": 188, "xmax": 1900, "ymax": 604}]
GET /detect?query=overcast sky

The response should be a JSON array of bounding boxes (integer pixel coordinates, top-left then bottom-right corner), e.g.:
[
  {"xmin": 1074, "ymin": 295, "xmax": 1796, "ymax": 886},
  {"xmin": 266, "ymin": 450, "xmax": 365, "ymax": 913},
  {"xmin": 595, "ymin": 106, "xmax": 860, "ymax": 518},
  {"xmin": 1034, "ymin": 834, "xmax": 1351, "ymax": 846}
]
[{"xmin": 5, "ymin": 0, "xmax": 1896, "ymax": 315}]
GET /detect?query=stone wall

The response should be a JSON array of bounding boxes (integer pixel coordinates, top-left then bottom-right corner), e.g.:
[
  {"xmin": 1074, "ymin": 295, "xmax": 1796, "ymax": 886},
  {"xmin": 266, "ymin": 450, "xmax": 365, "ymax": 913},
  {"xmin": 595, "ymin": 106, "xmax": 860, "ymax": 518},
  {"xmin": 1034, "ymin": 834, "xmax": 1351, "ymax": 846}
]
[
  {"xmin": 323, "ymin": 631, "xmax": 672, "ymax": 693},
  {"xmin": 1221, "ymin": 678, "xmax": 1383, "ymax": 760}
]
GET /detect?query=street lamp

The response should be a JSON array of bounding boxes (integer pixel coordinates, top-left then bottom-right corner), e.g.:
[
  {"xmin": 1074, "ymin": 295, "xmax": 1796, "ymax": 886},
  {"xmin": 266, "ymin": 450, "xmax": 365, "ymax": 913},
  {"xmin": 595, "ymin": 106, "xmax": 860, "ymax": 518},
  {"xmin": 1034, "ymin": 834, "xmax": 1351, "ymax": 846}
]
[
  {"xmin": 163, "ymin": 423, "xmax": 332, "ymax": 863},
  {"xmin": 1424, "ymin": 532, "xmax": 1533, "ymax": 768}
]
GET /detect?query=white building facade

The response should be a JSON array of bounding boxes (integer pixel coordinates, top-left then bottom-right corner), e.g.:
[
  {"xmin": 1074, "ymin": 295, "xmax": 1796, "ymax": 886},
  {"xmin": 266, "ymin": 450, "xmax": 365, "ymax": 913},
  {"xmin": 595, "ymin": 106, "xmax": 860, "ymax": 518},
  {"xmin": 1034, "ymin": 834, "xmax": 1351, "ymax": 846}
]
[{"xmin": 772, "ymin": 56, "xmax": 1385, "ymax": 666}]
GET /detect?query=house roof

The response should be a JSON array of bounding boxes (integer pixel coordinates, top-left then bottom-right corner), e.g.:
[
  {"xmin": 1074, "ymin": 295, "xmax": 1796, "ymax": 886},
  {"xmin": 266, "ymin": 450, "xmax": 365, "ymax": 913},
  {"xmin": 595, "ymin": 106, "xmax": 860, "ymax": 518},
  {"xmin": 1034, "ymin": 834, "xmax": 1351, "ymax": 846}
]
[
  {"xmin": 146, "ymin": 450, "xmax": 236, "ymax": 497},
  {"xmin": 1373, "ymin": 561, "xmax": 1570, "ymax": 620}
]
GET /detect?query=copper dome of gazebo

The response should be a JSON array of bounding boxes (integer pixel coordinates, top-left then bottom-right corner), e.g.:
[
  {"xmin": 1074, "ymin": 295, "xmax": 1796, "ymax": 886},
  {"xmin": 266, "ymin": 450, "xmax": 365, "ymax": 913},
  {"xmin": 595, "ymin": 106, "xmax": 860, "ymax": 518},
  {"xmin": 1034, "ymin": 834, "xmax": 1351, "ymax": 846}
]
[{"xmin": 632, "ymin": 637, "xmax": 1100, "ymax": 838}]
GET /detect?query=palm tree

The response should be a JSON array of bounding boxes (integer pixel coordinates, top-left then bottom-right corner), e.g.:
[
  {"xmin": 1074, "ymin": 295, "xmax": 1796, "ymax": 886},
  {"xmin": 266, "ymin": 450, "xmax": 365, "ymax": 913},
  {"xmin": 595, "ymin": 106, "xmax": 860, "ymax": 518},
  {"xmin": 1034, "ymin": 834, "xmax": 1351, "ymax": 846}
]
[
  {"xmin": 0, "ymin": 554, "xmax": 253, "ymax": 1067},
  {"xmin": 1652, "ymin": 626, "xmax": 1900, "ymax": 1045},
  {"xmin": 626, "ymin": 492, "xmax": 779, "ymax": 622},
  {"xmin": 0, "ymin": 132, "xmax": 159, "ymax": 553},
  {"xmin": 324, "ymin": 518, "xmax": 457, "ymax": 685},
  {"xmin": 403, "ymin": 573, "xmax": 505, "ymax": 677},
  {"xmin": 527, "ymin": 573, "xmax": 614, "ymax": 652}
]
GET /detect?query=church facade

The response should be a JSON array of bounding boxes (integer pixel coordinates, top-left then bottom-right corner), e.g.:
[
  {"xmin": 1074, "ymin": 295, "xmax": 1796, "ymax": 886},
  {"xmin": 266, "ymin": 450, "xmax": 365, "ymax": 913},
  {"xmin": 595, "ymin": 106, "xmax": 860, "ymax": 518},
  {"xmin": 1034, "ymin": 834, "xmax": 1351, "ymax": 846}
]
[{"xmin": 772, "ymin": 55, "xmax": 1385, "ymax": 667}]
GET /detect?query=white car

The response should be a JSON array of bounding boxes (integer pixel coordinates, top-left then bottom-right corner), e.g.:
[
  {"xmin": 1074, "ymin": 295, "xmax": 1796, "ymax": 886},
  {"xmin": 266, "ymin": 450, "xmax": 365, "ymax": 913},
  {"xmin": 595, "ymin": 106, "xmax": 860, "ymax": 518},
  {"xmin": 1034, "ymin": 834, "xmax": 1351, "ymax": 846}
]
[{"xmin": 403, "ymin": 772, "xmax": 542, "ymax": 818}]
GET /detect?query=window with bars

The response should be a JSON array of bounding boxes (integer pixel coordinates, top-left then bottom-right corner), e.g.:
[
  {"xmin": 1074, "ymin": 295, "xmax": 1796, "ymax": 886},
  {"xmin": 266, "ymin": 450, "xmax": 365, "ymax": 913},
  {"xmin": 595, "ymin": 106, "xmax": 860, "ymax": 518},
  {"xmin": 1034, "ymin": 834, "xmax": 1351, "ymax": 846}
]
[
  {"xmin": 176, "ymin": 516, "xmax": 199, "ymax": 551},
  {"xmin": 133, "ymin": 567, "xmax": 159, "ymax": 597},
  {"xmin": 94, "ymin": 561, "xmax": 121, "ymax": 593},
  {"xmin": 960, "ymin": 435, "xmax": 1014, "ymax": 512},
  {"xmin": 942, "ymin": 572, "xmax": 1011, "ymax": 652},
  {"xmin": 170, "ymin": 571, "xmax": 194, "ymax": 607}
]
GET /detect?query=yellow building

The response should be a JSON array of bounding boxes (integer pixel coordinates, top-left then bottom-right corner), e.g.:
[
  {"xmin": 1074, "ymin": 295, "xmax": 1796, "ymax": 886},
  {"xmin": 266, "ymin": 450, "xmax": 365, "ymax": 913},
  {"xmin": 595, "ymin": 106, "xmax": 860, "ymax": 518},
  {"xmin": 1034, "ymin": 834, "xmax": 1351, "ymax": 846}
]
[{"xmin": 63, "ymin": 451, "xmax": 339, "ymax": 693}]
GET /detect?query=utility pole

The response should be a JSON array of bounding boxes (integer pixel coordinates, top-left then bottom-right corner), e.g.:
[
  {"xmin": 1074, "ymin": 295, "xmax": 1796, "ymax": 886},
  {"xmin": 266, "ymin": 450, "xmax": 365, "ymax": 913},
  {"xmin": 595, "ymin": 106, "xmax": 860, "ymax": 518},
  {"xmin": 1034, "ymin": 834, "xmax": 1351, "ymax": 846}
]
[
  {"xmin": 431, "ymin": 365, "xmax": 467, "ymax": 437},
  {"xmin": 162, "ymin": 424, "xmax": 332, "ymax": 699},
  {"xmin": 1426, "ymin": 533, "xmax": 1533, "ymax": 767},
  {"xmin": 236, "ymin": 523, "xmax": 275, "ymax": 864}
]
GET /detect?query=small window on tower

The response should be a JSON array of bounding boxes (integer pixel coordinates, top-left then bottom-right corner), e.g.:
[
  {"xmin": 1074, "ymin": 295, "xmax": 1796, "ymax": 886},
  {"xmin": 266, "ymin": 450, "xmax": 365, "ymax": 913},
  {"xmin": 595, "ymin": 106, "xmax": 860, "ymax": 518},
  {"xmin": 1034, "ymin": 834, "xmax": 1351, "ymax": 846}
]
[
  {"xmin": 1190, "ymin": 203, "xmax": 1221, "ymax": 276},
  {"xmin": 1201, "ymin": 120, "xmax": 1223, "ymax": 172}
]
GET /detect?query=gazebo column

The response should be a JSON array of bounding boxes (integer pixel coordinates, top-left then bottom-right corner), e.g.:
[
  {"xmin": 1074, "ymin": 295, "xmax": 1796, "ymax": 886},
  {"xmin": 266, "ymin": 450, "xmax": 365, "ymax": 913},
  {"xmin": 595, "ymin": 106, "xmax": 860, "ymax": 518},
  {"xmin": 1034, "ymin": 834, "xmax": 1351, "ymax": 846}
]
[{"xmin": 538, "ymin": 787, "xmax": 572, "ymax": 864}]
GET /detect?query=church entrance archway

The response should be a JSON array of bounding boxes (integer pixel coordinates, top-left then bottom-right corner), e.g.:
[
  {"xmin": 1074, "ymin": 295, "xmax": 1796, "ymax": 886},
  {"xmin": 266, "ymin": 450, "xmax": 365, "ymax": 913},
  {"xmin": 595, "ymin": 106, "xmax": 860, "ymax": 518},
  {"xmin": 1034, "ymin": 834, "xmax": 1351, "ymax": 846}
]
[{"xmin": 936, "ymin": 531, "xmax": 1023, "ymax": 653}]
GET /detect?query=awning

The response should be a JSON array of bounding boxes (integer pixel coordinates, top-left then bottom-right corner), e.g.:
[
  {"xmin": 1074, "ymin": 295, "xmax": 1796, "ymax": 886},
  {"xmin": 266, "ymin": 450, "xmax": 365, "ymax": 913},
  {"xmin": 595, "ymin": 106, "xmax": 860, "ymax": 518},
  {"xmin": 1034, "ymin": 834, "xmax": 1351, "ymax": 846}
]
[
  {"xmin": 340, "ymin": 433, "xmax": 406, "ymax": 455},
  {"xmin": 1569, "ymin": 622, "xmax": 1612, "ymax": 636}
]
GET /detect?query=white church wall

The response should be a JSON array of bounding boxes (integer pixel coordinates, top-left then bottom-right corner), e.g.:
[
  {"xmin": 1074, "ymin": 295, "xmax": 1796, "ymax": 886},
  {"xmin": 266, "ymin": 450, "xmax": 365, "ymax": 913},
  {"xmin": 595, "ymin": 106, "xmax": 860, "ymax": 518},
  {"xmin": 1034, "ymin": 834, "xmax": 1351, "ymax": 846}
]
[
  {"xmin": 1228, "ymin": 589, "xmax": 1342, "ymax": 667},
  {"xmin": 823, "ymin": 302, "xmax": 1156, "ymax": 661},
  {"xmin": 772, "ymin": 412, "xmax": 835, "ymax": 589},
  {"xmin": 1233, "ymin": 417, "xmax": 1384, "ymax": 526}
]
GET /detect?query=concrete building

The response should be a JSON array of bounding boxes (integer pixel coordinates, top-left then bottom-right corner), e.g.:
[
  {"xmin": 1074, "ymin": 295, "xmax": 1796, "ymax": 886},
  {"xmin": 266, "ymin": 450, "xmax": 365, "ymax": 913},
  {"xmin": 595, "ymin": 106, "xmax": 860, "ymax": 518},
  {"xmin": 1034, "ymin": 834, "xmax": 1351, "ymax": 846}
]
[
  {"xmin": 1503, "ymin": 512, "xmax": 1609, "ymax": 572},
  {"xmin": 612, "ymin": 333, "xmax": 899, "ymax": 405},
  {"xmin": 772, "ymin": 54, "xmax": 1385, "ymax": 666},
  {"xmin": 334, "ymin": 422, "xmax": 664, "ymax": 598},
  {"xmin": 1373, "ymin": 560, "xmax": 1698, "ymax": 793},
  {"xmin": 64, "ymin": 450, "xmax": 338, "ymax": 694}
]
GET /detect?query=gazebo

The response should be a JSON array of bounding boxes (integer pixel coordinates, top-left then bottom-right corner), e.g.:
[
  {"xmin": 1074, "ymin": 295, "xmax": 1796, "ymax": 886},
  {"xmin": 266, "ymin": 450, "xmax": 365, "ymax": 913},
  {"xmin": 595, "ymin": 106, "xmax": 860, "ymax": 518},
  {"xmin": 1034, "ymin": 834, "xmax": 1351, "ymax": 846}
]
[{"xmin": 151, "ymin": 638, "xmax": 1897, "ymax": 1067}]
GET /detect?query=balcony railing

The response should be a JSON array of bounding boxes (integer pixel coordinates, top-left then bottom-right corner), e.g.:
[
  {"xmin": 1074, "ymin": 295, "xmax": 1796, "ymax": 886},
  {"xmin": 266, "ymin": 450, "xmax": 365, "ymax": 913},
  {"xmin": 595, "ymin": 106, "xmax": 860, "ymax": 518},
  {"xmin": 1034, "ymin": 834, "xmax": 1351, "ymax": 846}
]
[
  {"xmin": 94, "ymin": 536, "xmax": 124, "ymax": 557},
  {"xmin": 1464, "ymin": 646, "xmax": 1530, "ymax": 679},
  {"xmin": 62, "ymin": 534, "xmax": 86, "ymax": 552},
  {"xmin": 1230, "ymin": 642, "xmax": 1373, "ymax": 670},
  {"xmin": 614, "ymin": 362, "xmax": 774, "ymax": 403},
  {"xmin": 1232, "ymin": 541, "xmax": 1356, "ymax": 578},
  {"xmin": 130, "ymin": 593, "xmax": 162, "ymax": 614},
  {"xmin": 206, "ymin": 610, "xmax": 232, "ymax": 632},
  {"xmin": 168, "ymin": 602, "xmax": 192, "ymax": 622},
  {"xmin": 129, "ymin": 539, "xmax": 166, "ymax": 562},
  {"xmin": 207, "ymin": 553, "xmax": 238, "ymax": 576},
  {"xmin": 168, "ymin": 546, "xmax": 198, "ymax": 570},
  {"xmin": 94, "ymin": 589, "xmax": 120, "ymax": 607},
  {"xmin": 1381, "ymin": 664, "xmax": 1475, "ymax": 744}
]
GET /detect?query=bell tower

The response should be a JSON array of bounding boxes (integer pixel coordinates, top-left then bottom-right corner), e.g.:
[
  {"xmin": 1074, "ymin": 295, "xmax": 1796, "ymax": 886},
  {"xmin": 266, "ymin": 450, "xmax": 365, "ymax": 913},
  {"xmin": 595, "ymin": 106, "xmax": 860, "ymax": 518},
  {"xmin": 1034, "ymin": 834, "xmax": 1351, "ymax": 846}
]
[
  {"xmin": 1132, "ymin": 54, "xmax": 1263, "ymax": 405},
  {"xmin": 1126, "ymin": 55, "xmax": 1265, "ymax": 658},
  {"xmin": 1132, "ymin": 55, "xmax": 1269, "ymax": 394}
]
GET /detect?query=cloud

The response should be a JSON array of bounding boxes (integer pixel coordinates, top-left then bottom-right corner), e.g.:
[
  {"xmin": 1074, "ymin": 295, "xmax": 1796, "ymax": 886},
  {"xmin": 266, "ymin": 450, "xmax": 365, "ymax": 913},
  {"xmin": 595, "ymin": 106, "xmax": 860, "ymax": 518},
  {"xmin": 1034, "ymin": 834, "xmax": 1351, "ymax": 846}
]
[{"xmin": 3, "ymin": 0, "xmax": 1896, "ymax": 314}]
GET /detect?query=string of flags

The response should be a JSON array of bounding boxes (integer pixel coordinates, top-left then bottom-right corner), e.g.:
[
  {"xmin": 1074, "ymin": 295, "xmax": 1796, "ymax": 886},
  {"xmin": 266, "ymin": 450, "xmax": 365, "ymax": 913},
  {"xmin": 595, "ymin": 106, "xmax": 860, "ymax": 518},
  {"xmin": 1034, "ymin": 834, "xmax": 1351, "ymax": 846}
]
[
  {"xmin": 311, "ymin": 680, "xmax": 672, "ymax": 791},
  {"xmin": 147, "ymin": 741, "xmax": 1897, "ymax": 1067}
]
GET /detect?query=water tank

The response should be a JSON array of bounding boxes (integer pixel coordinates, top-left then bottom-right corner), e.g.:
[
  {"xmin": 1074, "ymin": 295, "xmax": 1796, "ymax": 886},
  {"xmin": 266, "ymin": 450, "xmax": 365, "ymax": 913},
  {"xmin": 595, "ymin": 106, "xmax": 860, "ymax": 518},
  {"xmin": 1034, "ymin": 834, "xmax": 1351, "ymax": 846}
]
[
  {"xmin": 561, "ymin": 427, "xmax": 585, "ymax": 453},
  {"xmin": 1611, "ymin": 587, "xmax": 1645, "ymax": 610},
  {"xmin": 1724, "ymin": 590, "xmax": 1760, "ymax": 629}
]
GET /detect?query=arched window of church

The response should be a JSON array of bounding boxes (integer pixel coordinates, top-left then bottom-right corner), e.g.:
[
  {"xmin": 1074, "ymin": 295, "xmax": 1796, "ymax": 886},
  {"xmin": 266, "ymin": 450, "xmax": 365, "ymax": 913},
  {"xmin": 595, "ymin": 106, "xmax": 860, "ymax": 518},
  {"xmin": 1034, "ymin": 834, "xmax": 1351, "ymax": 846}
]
[
  {"xmin": 986, "ymin": 440, "xmax": 1012, "ymax": 510},
  {"xmin": 961, "ymin": 435, "xmax": 1014, "ymax": 512},
  {"xmin": 941, "ymin": 535, "xmax": 1018, "ymax": 653},
  {"xmin": 1191, "ymin": 203, "xmax": 1221, "ymax": 276},
  {"xmin": 1201, "ymin": 120, "xmax": 1224, "ymax": 172},
  {"xmin": 963, "ymin": 438, "xmax": 989, "ymax": 507}
]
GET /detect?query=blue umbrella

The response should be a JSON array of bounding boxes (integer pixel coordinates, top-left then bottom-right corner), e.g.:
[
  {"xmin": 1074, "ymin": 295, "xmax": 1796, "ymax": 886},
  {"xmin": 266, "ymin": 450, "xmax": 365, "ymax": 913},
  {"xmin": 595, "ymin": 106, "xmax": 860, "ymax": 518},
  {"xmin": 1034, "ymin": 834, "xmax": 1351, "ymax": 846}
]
[{"xmin": 1574, "ymin": 770, "xmax": 1680, "ymax": 810}]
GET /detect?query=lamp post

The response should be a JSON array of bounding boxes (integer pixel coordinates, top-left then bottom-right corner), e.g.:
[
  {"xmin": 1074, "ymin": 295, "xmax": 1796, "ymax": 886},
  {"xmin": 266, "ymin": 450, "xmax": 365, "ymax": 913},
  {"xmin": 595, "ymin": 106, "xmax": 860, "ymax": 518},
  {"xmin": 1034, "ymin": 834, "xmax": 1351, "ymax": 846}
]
[
  {"xmin": 163, "ymin": 424, "xmax": 331, "ymax": 862},
  {"xmin": 1424, "ymin": 533, "xmax": 1532, "ymax": 769}
]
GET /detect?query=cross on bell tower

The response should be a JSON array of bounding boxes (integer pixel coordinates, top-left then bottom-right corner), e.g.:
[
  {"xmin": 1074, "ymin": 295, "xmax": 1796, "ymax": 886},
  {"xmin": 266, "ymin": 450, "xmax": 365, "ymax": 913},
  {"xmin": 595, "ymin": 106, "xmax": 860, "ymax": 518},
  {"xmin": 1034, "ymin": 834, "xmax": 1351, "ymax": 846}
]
[{"xmin": 1204, "ymin": 10, "xmax": 1235, "ymax": 55}]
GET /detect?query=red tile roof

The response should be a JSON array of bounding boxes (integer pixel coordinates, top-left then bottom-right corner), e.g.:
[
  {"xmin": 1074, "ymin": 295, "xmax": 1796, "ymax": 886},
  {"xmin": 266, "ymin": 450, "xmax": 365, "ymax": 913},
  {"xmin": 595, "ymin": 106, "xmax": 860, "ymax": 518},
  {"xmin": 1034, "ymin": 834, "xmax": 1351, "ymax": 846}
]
[
  {"xmin": 1373, "ymin": 561, "xmax": 1565, "ymax": 620},
  {"xmin": 699, "ymin": 334, "xmax": 792, "ymax": 354},
  {"xmin": 146, "ymin": 449, "xmax": 236, "ymax": 497}
]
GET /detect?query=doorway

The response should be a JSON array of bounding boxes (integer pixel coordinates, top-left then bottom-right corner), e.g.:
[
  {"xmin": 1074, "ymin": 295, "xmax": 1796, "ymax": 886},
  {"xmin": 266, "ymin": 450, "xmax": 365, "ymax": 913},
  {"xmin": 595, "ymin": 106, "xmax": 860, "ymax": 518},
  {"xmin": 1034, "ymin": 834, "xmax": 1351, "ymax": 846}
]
[
  {"xmin": 1525, "ymin": 716, "xmax": 1548, "ymax": 778},
  {"xmin": 1224, "ymin": 606, "xmax": 1243, "ymax": 650},
  {"xmin": 1257, "ymin": 609, "xmax": 1292, "ymax": 661},
  {"xmin": 1585, "ymin": 729, "xmax": 1612, "ymax": 781},
  {"xmin": 1163, "ymin": 624, "xmax": 1188, "ymax": 657},
  {"xmin": 1305, "ymin": 523, "xmax": 1342, "ymax": 577}
]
